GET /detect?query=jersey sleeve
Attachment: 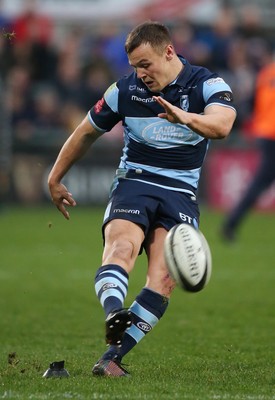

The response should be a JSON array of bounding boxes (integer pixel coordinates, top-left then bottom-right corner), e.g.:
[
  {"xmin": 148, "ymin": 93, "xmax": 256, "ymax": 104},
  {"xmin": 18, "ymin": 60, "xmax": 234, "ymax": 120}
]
[
  {"xmin": 203, "ymin": 77, "xmax": 236, "ymax": 110},
  {"xmin": 88, "ymin": 82, "xmax": 122, "ymax": 132}
]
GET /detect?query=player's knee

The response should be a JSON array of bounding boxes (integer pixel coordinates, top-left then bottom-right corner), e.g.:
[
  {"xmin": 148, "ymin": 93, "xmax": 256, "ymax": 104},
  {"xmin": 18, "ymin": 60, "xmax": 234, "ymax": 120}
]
[{"xmin": 109, "ymin": 238, "xmax": 136, "ymax": 263}]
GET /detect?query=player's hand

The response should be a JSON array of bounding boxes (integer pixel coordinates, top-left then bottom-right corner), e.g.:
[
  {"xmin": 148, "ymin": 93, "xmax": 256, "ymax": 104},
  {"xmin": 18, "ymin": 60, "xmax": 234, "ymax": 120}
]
[
  {"xmin": 153, "ymin": 96, "xmax": 188, "ymax": 124},
  {"xmin": 49, "ymin": 183, "xmax": 76, "ymax": 220}
]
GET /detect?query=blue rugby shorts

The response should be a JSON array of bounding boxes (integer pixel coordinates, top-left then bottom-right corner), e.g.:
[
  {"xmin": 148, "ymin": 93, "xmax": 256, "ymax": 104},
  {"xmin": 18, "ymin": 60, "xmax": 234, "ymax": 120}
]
[{"xmin": 102, "ymin": 178, "xmax": 200, "ymax": 237}]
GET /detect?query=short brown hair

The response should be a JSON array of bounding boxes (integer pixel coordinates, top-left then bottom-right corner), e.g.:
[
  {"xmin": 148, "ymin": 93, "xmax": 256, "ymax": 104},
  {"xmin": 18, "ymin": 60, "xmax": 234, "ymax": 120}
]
[{"xmin": 125, "ymin": 21, "xmax": 172, "ymax": 55}]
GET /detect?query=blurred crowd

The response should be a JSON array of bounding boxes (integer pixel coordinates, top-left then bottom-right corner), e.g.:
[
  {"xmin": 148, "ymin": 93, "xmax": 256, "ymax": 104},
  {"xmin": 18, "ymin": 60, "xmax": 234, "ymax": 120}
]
[{"xmin": 1, "ymin": 0, "xmax": 274, "ymax": 150}]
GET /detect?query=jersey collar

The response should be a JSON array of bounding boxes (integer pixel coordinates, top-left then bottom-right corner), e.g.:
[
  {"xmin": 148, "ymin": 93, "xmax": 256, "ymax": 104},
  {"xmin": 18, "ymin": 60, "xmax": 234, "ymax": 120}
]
[{"xmin": 169, "ymin": 56, "xmax": 192, "ymax": 88}]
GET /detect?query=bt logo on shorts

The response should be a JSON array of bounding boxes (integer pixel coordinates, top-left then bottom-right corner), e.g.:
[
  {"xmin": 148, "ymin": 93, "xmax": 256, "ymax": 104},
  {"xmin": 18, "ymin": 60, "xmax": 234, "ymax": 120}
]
[{"xmin": 179, "ymin": 213, "xmax": 192, "ymax": 224}]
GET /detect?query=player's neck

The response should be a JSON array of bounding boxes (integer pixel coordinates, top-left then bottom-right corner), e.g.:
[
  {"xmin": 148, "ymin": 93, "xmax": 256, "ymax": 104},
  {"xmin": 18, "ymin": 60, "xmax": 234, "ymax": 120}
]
[{"xmin": 168, "ymin": 57, "xmax": 184, "ymax": 85}]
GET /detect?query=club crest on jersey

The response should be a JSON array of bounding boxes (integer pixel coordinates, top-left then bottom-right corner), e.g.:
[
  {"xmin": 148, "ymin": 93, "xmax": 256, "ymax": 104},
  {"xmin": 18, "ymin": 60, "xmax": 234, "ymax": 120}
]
[{"xmin": 180, "ymin": 95, "xmax": 189, "ymax": 111}]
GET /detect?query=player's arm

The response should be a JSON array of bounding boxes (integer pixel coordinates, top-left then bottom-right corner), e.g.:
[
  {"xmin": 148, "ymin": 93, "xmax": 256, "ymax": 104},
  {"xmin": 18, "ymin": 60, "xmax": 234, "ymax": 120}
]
[
  {"xmin": 153, "ymin": 96, "xmax": 236, "ymax": 139},
  {"xmin": 48, "ymin": 114, "xmax": 102, "ymax": 219}
]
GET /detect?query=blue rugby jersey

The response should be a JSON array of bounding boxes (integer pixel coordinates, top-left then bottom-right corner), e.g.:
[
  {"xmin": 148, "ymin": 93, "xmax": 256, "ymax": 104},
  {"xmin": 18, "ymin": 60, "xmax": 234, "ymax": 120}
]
[{"xmin": 88, "ymin": 57, "xmax": 235, "ymax": 195}]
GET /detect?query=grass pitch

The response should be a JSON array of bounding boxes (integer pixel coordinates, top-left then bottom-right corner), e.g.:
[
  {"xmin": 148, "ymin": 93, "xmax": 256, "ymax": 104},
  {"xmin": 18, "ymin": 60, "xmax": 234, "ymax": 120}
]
[{"xmin": 0, "ymin": 205, "xmax": 275, "ymax": 399}]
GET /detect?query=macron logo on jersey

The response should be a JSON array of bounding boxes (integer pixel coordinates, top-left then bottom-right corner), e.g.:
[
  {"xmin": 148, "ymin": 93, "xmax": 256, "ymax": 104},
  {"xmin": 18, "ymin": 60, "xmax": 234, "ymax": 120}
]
[
  {"xmin": 113, "ymin": 208, "xmax": 140, "ymax": 214},
  {"xmin": 131, "ymin": 95, "xmax": 154, "ymax": 103}
]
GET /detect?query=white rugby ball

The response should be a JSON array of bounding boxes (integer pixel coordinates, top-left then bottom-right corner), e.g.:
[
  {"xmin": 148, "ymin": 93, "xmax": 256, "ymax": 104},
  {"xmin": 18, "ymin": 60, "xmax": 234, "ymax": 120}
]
[{"xmin": 164, "ymin": 223, "xmax": 212, "ymax": 292}]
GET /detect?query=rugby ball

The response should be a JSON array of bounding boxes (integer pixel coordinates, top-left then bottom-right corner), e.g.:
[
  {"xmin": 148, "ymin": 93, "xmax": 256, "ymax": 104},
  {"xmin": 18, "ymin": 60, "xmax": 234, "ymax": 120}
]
[{"xmin": 164, "ymin": 223, "xmax": 212, "ymax": 292}]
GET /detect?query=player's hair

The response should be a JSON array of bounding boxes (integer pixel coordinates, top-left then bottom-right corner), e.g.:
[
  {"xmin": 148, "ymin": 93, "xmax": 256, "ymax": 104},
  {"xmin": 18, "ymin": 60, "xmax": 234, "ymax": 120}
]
[{"xmin": 125, "ymin": 21, "xmax": 172, "ymax": 55}]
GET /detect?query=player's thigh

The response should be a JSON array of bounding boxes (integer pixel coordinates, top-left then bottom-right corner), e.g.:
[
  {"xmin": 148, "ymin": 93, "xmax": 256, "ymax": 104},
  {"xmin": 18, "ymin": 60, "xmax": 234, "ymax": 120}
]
[
  {"xmin": 103, "ymin": 219, "xmax": 145, "ymax": 272},
  {"xmin": 145, "ymin": 226, "xmax": 176, "ymax": 297}
]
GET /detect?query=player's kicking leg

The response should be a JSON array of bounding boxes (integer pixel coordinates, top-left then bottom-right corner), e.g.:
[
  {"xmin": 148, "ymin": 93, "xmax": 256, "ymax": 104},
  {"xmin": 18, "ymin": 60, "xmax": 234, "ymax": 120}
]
[
  {"xmin": 92, "ymin": 266, "xmax": 133, "ymax": 377},
  {"xmin": 92, "ymin": 219, "xmax": 144, "ymax": 377}
]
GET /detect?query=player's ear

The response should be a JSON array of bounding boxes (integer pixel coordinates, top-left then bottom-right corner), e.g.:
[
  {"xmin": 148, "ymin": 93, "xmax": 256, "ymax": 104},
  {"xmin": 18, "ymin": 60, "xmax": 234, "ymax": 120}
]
[{"xmin": 165, "ymin": 44, "xmax": 174, "ymax": 61}]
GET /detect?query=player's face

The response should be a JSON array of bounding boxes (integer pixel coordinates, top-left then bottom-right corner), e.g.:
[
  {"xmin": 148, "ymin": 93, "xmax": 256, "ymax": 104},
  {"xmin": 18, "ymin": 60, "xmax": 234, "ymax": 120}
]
[{"xmin": 128, "ymin": 43, "xmax": 174, "ymax": 93}]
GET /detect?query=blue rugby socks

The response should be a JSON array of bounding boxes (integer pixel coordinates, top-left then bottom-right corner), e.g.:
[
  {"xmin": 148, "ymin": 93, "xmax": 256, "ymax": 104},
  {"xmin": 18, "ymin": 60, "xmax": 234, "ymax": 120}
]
[
  {"xmin": 94, "ymin": 264, "xmax": 129, "ymax": 317},
  {"xmin": 102, "ymin": 287, "xmax": 169, "ymax": 361}
]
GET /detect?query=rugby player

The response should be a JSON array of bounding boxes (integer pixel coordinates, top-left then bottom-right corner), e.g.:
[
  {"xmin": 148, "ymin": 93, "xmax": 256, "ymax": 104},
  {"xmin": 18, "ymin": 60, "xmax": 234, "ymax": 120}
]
[{"xmin": 48, "ymin": 21, "xmax": 236, "ymax": 377}]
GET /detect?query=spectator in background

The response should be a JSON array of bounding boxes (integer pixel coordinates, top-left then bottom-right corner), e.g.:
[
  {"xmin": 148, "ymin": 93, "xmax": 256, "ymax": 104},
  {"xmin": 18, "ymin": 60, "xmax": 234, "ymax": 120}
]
[
  {"xmin": 53, "ymin": 54, "xmax": 88, "ymax": 131},
  {"xmin": 32, "ymin": 85, "xmax": 62, "ymax": 131},
  {"xmin": 98, "ymin": 22, "xmax": 132, "ymax": 77},
  {"xmin": 11, "ymin": 0, "xmax": 53, "ymax": 45},
  {"xmin": 81, "ymin": 60, "xmax": 114, "ymax": 110},
  {"xmin": 169, "ymin": 19, "xmax": 195, "ymax": 61},
  {"xmin": 169, "ymin": 19, "xmax": 212, "ymax": 70},
  {"xmin": 5, "ymin": 65, "xmax": 35, "ymax": 145},
  {"xmin": 9, "ymin": 0, "xmax": 56, "ymax": 81},
  {"xmin": 224, "ymin": 37, "xmax": 256, "ymax": 129},
  {"xmin": 222, "ymin": 44, "xmax": 275, "ymax": 241},
  {"xmin": 54, "ymin": 55, "xmax": 84, "ymax": 106},
  {"xmin": 238, "ymin": 4, "xmax": 266, "ymax": 41},
  {"xmin": 195, "ymin": 2, "xmax": 238, "ymax": 72}
]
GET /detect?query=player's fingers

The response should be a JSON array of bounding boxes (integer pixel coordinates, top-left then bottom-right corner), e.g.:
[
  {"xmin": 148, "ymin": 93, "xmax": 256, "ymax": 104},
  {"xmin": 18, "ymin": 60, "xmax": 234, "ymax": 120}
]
[
  {"xmin": 63, "ymin": 198, "xmax": 76, "ymax": 206},
  {"xmin": 154, "ymin": 96, "xmax": 171, "ymax": 109},
  {"xmin": 157, "ymin": 112, "xmax": 168, "ymax": 119},
  {"xmin": 63, "ymin": 199, "xmax": 76, "ymax": 206},
  {"xmin": 63, "ymin": 192, "xmax": 77, "ymax": 207},
  {"xmin": 51, "ymin": 193, "xmax": 75, "ymax": 220},
  {"xmin": 56, "ymin": 203, "xmax": 70, "ymax": 220}
]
